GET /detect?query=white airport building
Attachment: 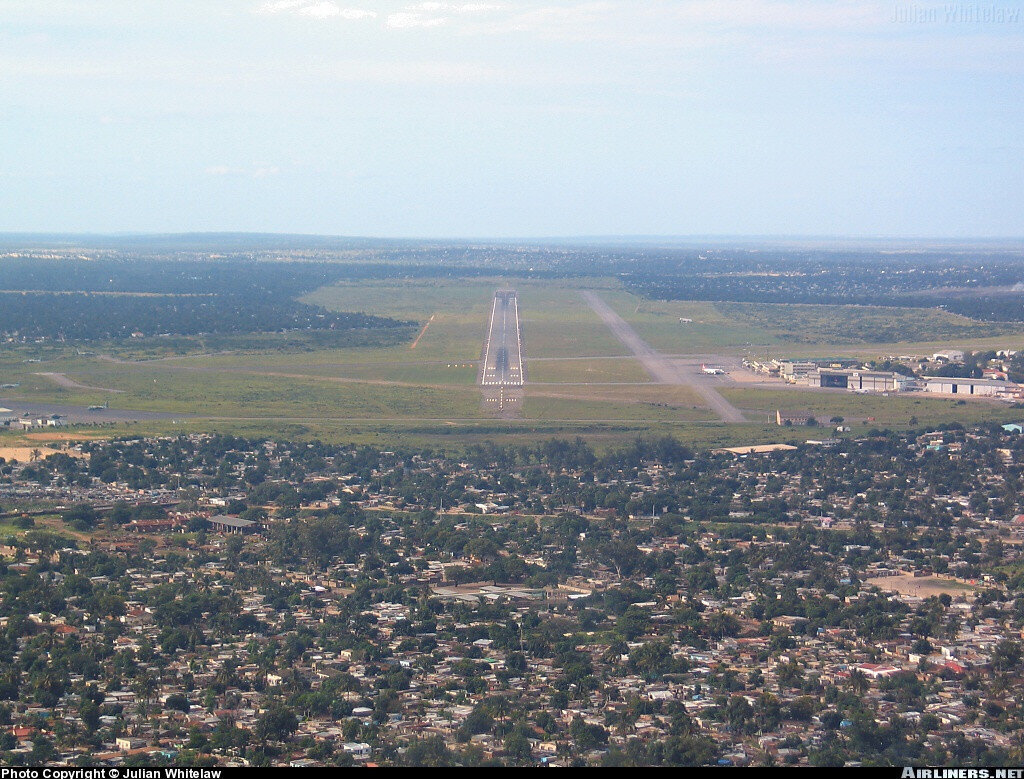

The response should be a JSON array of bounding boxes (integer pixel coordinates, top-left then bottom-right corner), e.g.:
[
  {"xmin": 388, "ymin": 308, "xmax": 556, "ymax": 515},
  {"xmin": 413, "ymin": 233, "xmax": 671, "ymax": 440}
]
[{"xmin": 922, "ymin": 377, "xmax": 1020, "ymax": 397}]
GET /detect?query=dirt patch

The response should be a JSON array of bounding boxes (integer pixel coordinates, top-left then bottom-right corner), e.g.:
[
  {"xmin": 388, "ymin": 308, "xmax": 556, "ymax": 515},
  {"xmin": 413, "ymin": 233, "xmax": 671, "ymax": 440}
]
[
  {"xmin": 0, "ymin": 446, "xmax": 70, "ymax": 462},
  {"xmin": 866, "ymin": 573, "xmax": 975, "ymax": 598},
  {"xmin": 24, "ymin": 432, "xmax": 106, "ymax": 442},
  {"xmin": 410, "ymin": 314, "xmax": 435, "ymax": 350},
  {"xmin": 731, "ymin": 370, "xmax": 784, "ymax": 385}
]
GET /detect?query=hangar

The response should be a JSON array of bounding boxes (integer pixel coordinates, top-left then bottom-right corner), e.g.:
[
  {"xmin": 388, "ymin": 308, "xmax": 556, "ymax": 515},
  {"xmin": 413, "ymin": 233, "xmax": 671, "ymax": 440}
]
[
  {"xmin": 923, "ymin": 377, "xmax": 1013, "ymax": 397},
  {"xmin": 805, "ymin": 369, "xmax": 907, "ymax": 392}
]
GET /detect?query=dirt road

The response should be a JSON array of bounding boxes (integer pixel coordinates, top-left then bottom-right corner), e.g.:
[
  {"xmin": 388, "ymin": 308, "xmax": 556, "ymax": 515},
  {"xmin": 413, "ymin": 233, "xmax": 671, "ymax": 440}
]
[{"xmin": 36, "ymin": 373, "xmax": 125, "ymax": 393}]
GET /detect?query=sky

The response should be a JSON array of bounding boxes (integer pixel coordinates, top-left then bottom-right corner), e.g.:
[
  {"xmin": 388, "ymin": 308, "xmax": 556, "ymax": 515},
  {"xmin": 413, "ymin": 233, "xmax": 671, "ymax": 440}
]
[{"xmin": 1, "ymin": 0, "xmax": 1023, "ymax": 238}]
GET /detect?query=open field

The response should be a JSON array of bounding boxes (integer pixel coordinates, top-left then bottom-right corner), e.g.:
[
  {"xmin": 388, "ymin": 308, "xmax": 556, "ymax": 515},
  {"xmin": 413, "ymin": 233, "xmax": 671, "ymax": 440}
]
[
  {"xmin": 721, "ymin": 386, "xmax": 1024, "ymax": 427},
  {"xmin": 526, "ymin": 357, "xmax": 649, "ymax": 384},
  {"xmin": 3, "ymin": 275, "xmax": 1024, "ymax": 449},
  {"xmin": 305, "ymin": 277, "xmax": 629, "ymax": 361},
  {"xmin": 524, "ymin": 384, "xmax": 716, "ymax": 422},
  {"xmin": 23, "ymin": 431, "xmax": 108, "ymax": 442},
  {"xmin": 593, "ymin": 289, "xmax": 1024, "ymax": 357},
  {"xmin": 599, "ymin": 291, "xmax": 772, "ymax": 354},
  {"xmin": 774, "ymin": 333, "xmax": 1024, "ymax": 361},
  {"xmin": 0, "ymin": 446, "xmax": 82, "ymax": 462},
  {"xmin": 583, "ymin": 291, "xmax": 746, "ymax": 423},
  {"xmin": 865, "ymin": 574, "xmax": 976, "ymax": 598},
  {"xmin": 719, "ymin": 301, "xmax": 1024, "ymax": 347}
]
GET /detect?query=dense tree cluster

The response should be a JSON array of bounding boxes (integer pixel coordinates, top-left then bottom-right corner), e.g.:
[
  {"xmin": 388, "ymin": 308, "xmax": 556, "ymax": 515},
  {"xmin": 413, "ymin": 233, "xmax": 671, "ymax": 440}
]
[{"xmin": 0, "ymin": 259, "xmax": 425, "ymax": 342}]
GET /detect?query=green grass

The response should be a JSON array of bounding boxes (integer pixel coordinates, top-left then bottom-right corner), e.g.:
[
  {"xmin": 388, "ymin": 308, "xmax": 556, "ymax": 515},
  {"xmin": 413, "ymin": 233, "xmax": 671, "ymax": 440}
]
[
  {"xmin": 303, "ymin": 277, "xmax": 502, "ymax": 322},
  {"xmin": 588, "ymin": 287, "xmax": 1024, "ymax": 357},
  {"xmin": 527, "ymin": 358, "xmax": 649, "ymax": 384},
  {"xmin": 595, "ymin": 290, "xmax": 774, "ymax": 353},
  {"xmin": 5, "ymin": 275, "xmax": 1024, "ymax": 452},
  {"xmin": 85, "ymin": 417, "xmax": 814, "ymax": 452},
  {"xmin": 721, "ymin": 387, "xmax": 1024, "ymax": 428},
  {"xmin": 522, "ymin": 389, "xmax": 716, "ymax": 422},
  {"xmin": 719, "ymin": 301, "xmax": 1024, "ymax": 347},
  {"xmin": 256, "ymin": 361, "xmax": 482, "ymax": 386},
  {"xmin": 6, "ymin": 365, "xmax": 488, "ymax": 420},
  {"xmin": 306, "ymin": 277, "xmax": 629, "ymax": 360}
]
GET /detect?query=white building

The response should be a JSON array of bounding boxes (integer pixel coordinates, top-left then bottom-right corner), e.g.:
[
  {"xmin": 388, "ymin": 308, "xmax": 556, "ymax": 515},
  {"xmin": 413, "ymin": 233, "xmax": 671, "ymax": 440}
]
[
  {"xmin": 342, "ymin": 742, "xmax": 372, "ymax": 760},
  {"xmin": 923, "ymin": 377, "xmax": 1017, "ymax": 397}
]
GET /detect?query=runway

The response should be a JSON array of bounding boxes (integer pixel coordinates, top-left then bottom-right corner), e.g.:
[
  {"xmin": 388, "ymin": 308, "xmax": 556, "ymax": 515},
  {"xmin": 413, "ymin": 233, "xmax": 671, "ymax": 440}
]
[
  {"xmin": 480, "ymin": 290, "xmax": 524, "ymax": 387},
  {"xmin": 581, "ymin": 291, "xmax": 746, "ymax": 424}
]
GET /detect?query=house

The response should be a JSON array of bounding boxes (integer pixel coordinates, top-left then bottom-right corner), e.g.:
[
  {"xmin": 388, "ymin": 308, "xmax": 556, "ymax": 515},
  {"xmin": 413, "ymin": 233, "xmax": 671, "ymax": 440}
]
[
  {"xmin": 205, "ymin": 515, "xmax": 259, "ymax": 534},
  {"xmin": 342, "ymin": 742, "xmax": 372, "ymax": 760},
  {"xmin": 777, "ymin": 410, "xmax": 812, "ymax": 427}
]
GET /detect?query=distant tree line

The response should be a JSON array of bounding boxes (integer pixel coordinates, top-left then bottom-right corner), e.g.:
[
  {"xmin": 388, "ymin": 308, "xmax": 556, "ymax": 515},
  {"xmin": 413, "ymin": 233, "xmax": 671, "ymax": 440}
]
[
  {"xmin": 0, "ymin": 259, "xmax": 429, "ymax": 341},
  {"xmin": 0, "ymin": 291, "xmax": 409, "ymax": 341}
]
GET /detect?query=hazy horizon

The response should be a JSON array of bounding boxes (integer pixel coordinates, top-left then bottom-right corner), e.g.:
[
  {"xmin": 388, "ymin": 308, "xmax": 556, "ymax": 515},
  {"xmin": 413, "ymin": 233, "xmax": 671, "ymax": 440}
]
[{"xmin": 3, "ymin": 231, "xmax": 1024, "ymax": 248}]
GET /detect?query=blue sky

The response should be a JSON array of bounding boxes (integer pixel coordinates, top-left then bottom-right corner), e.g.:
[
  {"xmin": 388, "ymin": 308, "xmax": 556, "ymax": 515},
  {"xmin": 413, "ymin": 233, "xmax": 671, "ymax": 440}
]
[{"xmin": 1, "ymin": 0, "xmax": 1023, "ymax": 237}]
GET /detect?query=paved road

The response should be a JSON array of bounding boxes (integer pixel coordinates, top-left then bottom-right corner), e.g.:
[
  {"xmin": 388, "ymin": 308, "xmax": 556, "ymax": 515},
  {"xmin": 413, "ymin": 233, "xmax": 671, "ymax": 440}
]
[
  {"xmin": 480, "ymin": 290, "xmax": 524, "ymax": 387},
  {"xmin": 581, "ymin": 291, "xmax": 746, "ymax": 423}
]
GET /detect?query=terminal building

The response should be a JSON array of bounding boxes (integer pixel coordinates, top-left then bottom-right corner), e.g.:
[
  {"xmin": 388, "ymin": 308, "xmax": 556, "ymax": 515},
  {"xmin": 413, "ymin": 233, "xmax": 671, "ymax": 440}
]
[
  {"xmin": 780, "ymin": 359, "xmax": 860, "ymax": 383},
  {"xmin": 804, "ymin": 368, "xmax": 914, "ymax": 393}
]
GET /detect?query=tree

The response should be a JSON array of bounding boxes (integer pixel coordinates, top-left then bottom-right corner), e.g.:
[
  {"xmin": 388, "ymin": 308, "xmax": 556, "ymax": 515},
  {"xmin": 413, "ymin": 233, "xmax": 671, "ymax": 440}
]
[
  {"xmin": 848, "ymin": 669, "xmax": 869, "ymax": 695},
  {"xmin": 503, "ymin": 730, "xmax": 533, "ymax": 763},
  {"xmin": 256, "ymin": 702, "xmax": 299, "ymax": 742},
  {"xmin": 61, "ymin": 504, "xmax": 98, "ymax": 530},
  {"xmin": 165, "ymin": 694, "xmax": 191, "ymax": 714},
  {"xmin": 505, "ymin": 652, "xmax": 527, "ymax": 674},
  {"xmin": 402, "ymin": 736, "xmax": 452, "ymax": 767},
  {"xmin": 569, "ymin": 716, "xmax": 608, "ymax": 750},
  {"xmin": 992, "ymin": 639, "xmax": 1021, "ymax": 673},
  {"xmin": 455, "ymin": 706, "xmax": 491, "ymax": 743},
  {"xmin": 30, "ymin": 735, "xmax": 56, "ymax": 763}
]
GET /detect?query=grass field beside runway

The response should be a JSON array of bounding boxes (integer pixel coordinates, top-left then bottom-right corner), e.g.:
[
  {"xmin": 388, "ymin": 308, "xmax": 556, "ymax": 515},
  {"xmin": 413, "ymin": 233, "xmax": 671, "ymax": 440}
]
[
  {"xmin": 4, "ymin": 274, "xmax": 1024, "ymax": 451},
  {"xmin": 721, "ymin": 386, "xmax": 1024, "ymax": 428}
]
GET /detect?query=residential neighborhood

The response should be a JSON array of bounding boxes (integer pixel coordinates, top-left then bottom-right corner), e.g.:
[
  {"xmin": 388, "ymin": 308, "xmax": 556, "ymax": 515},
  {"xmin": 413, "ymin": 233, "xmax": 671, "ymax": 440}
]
[{"xmin": 0, "ymin": 426, "xmax": 1023, "ymax": 765}]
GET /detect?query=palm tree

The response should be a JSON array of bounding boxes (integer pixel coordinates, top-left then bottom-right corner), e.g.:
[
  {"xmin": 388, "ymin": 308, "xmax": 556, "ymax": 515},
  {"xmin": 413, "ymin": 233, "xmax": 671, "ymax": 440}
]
[
  {"xmin": 848, "ymin": 669, "xmax": 869, "ymax": 695},
  {"xmin": 132, "ymin": 672, "xmax": 158, "ymax": 721}
]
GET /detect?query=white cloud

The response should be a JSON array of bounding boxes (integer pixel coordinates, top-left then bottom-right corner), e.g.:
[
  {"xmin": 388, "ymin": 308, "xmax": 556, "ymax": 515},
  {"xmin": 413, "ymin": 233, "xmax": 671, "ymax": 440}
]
[
  {"xmin": 301, "ymin": 3, "xmax": 377, "ymax": 19},
  {"xmin": 256, "ymin": 0, "xmax": 307, "ymax": 13},
  {"xmin": 664, "ymin": 1, "xmax": 882, "ymax": 31},
  {"xmin": 454, "ymin": 2, "xmax": 619, "ymax": 38},
  {"xmin": 384, "ymin": 1, "xmax": 502, "ymax": 29},
  {"xmin": 405, "ymin": 2, "xmax": 503, "ymax": 11},
  {"xmin": 387, "ymin": 11, "xmax": 448, "ymax": 28},
  {"xmin": 255, "ymin": 1, "xmax": 377, "ymax": 20}
]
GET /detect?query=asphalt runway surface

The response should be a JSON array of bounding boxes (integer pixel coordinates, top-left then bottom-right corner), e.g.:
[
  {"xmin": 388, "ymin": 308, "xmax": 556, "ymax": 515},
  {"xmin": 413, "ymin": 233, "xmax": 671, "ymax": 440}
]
[{"xmin": 480, "ymin": 290, "xmax": 524, "ymax": 387}]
